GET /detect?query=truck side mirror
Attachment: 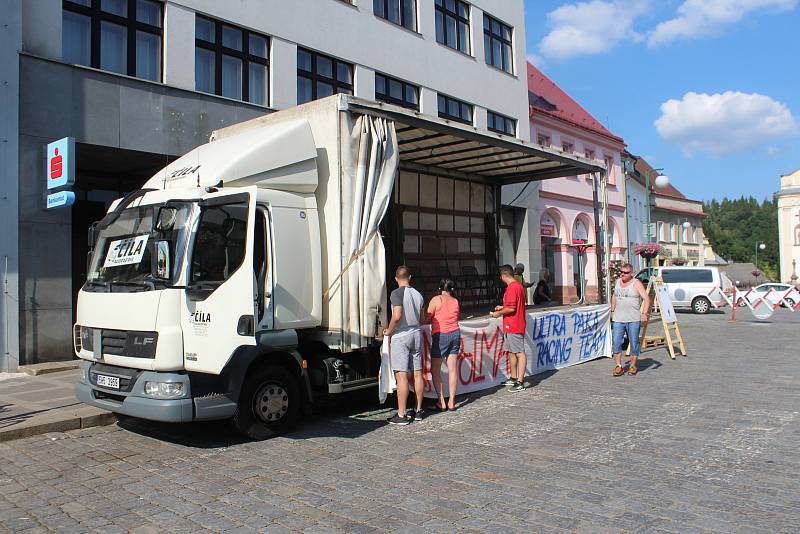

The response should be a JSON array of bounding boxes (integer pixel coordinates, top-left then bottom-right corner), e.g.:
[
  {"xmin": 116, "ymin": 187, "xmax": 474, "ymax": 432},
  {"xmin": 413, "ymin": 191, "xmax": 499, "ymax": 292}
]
[
  {"xmin": 87, "ymin": 222, "xmax": 99, "ymax": 250},
  {"xmin": 155, "ymin": 240, "xmax": 171, "ymax": 279},
  {"xmin": 154, "ymin": 206, "xmax": 178, "ymax": 233}
]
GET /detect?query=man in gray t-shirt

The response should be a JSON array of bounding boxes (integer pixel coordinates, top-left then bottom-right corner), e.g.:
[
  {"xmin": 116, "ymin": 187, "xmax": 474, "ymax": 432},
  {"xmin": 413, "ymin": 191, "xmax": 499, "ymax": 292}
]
[{"xmin": 383, "ymin": 265, "xmax": 426, "ymax": 425}]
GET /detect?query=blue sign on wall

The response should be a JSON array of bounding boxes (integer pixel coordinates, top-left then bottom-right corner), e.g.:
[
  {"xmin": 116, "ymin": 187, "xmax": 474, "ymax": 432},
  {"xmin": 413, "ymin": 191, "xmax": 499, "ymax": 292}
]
[
  {"xmin": 46, "ymin": 137, "xmax": 75, "ymax": 190},
  {"xmin": 46, "ymin": 191, "xmax": 76, "ymax": 210}
]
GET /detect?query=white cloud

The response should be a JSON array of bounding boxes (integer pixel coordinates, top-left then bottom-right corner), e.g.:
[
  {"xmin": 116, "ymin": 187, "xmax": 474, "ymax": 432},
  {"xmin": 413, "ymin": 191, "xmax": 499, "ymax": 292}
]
[
  {"xmin": 654, "ymin": 91, "xmax": 799, "ymax": 156},
  {"xmin": 648, "ymin": 0, "xmax": 799, "ymax": 47},
  {"xmin": 538, "ymin": 1, "xmax": 650, "ymax": 60}
]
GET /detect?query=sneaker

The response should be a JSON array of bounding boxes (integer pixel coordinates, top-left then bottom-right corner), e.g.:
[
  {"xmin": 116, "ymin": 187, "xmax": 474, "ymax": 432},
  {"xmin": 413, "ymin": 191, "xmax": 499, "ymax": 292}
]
[
  {"xmin": 502, "ymin": 378, "xmax": 516, "ymax": 386},
  {"xmin": 388, "ymin": 414, "xmax": 410, "ymax": 425},
  {"xmin": 413, "ymin": 409, "xmax": 424, "ymax": 422},
  {"xmin": 509, "ymin": 381, "xmax": 526, "ymax": 392}
]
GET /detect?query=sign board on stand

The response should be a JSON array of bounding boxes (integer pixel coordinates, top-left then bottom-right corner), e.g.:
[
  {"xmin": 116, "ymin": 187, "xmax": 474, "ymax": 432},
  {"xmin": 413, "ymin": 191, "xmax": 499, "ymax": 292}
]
[{"xmin": 630, "ymin": 276, "xmax": 686, "ymax": 360}]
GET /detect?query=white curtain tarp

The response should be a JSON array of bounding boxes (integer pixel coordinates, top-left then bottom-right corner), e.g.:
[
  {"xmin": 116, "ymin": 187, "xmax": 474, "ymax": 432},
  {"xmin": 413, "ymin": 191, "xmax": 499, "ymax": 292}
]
[{"xmin": 339, "ymin": 115, "xmax": 398, "ymax": 350}]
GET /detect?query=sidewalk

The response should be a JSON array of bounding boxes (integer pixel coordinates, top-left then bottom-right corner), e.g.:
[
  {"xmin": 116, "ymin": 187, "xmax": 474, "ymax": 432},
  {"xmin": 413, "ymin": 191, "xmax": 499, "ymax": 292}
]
[{"xmin": 0, "ymin": 365, "xmax": 116, "ymax": 442}]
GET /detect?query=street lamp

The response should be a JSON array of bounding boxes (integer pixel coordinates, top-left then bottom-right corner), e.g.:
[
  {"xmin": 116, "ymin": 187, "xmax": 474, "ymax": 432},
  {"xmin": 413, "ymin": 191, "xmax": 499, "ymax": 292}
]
[
  {"xmin": 755, "ymin": 242, "xmax": 765, "ymax": 271},
  {"xmin": 677, "ymin": 220, "xmax": 691, "ymax": 260},
  {"xmin": 645, "ymin": 168, "xmax": 669, "ymax": 243}
]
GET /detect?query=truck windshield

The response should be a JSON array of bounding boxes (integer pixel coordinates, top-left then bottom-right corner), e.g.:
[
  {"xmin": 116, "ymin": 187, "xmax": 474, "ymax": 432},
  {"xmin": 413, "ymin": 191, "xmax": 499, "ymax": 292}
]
[{"xmin": 86, "ymin": 203, "xmax": 194, "ymax": 291}]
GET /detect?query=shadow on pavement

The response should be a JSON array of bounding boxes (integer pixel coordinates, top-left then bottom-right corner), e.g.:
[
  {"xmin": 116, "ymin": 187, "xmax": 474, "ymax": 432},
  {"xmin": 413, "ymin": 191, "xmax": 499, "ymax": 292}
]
[
  {"xmin": 634, "ymin": 357, "xmax": 663, "ymax": 372},
  {"xmin": 113, "ymin": 367, "xmax": 565, "ymax": 446}
]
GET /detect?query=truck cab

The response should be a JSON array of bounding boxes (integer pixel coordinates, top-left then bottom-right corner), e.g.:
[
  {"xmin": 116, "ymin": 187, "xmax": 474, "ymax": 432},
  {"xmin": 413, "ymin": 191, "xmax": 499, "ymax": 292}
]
[{"xmin": 75, "ymin": 120, "xmax": 324, "ymax": 439}]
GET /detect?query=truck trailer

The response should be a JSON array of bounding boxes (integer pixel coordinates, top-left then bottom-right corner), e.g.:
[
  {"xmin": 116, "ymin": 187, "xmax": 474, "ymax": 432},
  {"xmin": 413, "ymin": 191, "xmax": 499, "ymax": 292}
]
[{"xmin": 74, "ymin": 95, "xmax": 602, "ymax": 439}]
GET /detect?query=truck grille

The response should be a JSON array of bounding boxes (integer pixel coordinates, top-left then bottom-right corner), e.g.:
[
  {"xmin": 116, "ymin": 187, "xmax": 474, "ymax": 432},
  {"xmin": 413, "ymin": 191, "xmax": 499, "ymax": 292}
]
[{"xmin": 102, "ymin": 329, "xmax": 127, "ymax": 355}]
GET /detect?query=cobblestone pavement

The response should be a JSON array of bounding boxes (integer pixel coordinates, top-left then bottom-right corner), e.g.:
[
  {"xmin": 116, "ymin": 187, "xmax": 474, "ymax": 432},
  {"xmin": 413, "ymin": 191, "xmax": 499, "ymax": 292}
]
[{"xmin": 1, "ymin": 310, "xmax": 798, "ymax": 533}]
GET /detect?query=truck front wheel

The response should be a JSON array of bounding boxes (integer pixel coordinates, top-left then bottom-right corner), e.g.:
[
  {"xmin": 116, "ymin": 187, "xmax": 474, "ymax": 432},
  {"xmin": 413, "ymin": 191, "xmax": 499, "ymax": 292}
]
[{"xmin": 233, "ymin": 364, "xmax": 300, "ymax": 440}]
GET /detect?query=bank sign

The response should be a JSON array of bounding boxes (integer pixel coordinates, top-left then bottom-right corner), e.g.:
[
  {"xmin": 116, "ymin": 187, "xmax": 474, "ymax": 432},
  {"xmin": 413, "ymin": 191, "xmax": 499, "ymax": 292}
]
[{"xmin": 45, "ymin": 137, "xmax": 76, "ymax": 209}]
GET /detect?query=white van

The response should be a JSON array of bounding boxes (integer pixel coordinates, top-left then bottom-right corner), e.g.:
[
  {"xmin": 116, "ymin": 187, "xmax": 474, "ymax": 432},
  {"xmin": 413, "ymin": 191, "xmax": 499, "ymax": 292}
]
[{"xmin": 635, "ymin": 266, "xmax": 732, "ymax": 314}]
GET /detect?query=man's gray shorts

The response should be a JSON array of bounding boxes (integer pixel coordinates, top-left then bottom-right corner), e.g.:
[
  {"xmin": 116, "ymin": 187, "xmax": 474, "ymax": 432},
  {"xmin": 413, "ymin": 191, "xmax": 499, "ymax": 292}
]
[
  {"xmin": 504, "ymin": 333, "xmax": 525, "ymax": 354},
  {"xmin": 390, "ymin": 331, "xmax": 422, "ymax": 372}
]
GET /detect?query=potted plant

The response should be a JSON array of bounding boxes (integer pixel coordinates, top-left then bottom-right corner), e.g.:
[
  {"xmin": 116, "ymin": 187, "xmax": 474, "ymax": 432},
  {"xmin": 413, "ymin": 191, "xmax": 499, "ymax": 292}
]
[{"xmin": 634, "ymin": 242, "xmax": 662, "ymax": 260}]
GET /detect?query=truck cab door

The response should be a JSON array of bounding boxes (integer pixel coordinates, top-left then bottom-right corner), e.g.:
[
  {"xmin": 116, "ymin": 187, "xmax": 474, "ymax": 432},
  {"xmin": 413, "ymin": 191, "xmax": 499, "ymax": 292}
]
[
  {"xmin": 182, "ymin": 190, "xmax": 257, "ymax": 374},
  {"xmin": 254, "ymin": 205, "xmax": 273, "ymax": 331}
]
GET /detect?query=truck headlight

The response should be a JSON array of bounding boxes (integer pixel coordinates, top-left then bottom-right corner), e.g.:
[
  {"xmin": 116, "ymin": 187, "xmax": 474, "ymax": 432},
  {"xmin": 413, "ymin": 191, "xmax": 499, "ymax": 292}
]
[{"xmin": 144, "ymin": 381, "xmax": 185, "ymax": 399}]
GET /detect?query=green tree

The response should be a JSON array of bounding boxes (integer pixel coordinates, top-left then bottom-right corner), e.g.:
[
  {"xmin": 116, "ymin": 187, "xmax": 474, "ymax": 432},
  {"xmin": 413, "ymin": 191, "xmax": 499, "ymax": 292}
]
[{"xmin": 703, "ymin": 197, "xmax": 779, "ymax": 280}]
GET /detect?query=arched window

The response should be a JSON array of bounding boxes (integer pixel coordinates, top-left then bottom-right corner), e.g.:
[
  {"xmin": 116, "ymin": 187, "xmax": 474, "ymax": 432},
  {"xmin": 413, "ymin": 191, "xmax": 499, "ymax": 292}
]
[{"xmin": 572, "ymin": 218, "xmax": 590, "ymax": 244}]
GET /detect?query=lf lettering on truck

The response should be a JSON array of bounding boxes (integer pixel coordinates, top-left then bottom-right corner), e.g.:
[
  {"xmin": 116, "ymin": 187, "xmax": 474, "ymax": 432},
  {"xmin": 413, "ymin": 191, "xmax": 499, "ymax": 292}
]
[{"xmin": 74, "ymin": 95, "xmax": 602, "ymax": 439}]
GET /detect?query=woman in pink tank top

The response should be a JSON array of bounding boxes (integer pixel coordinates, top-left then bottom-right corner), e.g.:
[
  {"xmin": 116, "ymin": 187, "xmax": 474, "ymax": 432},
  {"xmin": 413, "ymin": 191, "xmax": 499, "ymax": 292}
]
[{"xmin": 427, "ymin": 279, "xmax": 461, "ymax": 411}]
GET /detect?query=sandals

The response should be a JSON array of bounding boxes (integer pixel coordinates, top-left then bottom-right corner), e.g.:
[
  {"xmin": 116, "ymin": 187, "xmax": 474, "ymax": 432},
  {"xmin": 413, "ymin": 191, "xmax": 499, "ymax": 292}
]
[
  {"xmin": 628, "ymin": 365, "xmax": 638, "ymax": 376},
  {"xmin": 613, "ymin": 365, "xmax": 624, "ymax": 377}
]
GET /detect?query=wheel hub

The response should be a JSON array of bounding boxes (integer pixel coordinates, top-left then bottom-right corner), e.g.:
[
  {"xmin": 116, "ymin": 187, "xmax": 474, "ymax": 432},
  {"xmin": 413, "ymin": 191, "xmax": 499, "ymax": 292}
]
[{"xmin": 255, "ymin": 383, "xmax": 289, "ymax": 423}]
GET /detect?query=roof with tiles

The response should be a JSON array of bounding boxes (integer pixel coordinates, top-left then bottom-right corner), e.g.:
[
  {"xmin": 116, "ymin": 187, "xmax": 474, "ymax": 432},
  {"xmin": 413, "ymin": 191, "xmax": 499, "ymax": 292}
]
[{"xmin": 527, "ymin": 62, "xmax": 624, "ymax": 144}]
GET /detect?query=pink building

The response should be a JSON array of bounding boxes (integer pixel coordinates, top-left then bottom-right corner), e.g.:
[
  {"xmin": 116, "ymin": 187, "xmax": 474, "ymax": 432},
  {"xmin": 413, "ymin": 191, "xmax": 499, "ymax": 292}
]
[{"xmin": 528, "ymin": 63, "xmax": 627, "ymax": 303}]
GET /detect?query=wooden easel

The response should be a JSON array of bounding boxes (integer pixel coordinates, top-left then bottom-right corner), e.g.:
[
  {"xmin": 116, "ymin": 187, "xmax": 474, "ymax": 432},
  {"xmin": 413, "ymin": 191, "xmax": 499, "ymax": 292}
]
[{"xmin": 628, "ymin": 277, "xmax": 687, "ymax": 360}]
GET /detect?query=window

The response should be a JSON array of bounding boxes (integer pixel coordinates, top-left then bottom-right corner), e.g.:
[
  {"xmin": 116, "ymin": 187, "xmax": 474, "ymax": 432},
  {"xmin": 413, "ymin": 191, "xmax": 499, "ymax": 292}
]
[
  {"xmin": 62, "ymin": 0, "xmax": 163, "ymax": 81},
  {"xmin": 374, "ymin": 0, "xmax": 417, "ymax": 31},
  {"xmin": 437, "ymin": 93, "xmax": 473, "ymax": 125},
  {"xmin": 191, "ymin": 203, "xmax": 249, "ymax": 285},
  {"xmin": 562, "ymin": 141, "xmax": 574, "ymax": 154},
  {"xmin": 537, "ymin": 133, "xmax": 551, "ymax": 147},
  {"xmin": 603, "ymin": 155, "xmax": 615, "ymax": 185},
  {"xmin": 195, "ymin": 15, "xmax": 269, "ymax": 106},
  {"xmin": 661, "ymin": 269, "xmax": 713, "ymax": 284},
  {"xmin": 585, "ymin": 148, "xmax": 595, "ymax": 160},
  {"xmin": 297, "ymin": 48, "xmax": 353, "ymax": 105},
  {"xmin": 375, "ymin": 73, "xmax": 419, "ymax": 110},
  {"xmin": 483, "ymin": 13, "xmax": 512, "ymax": 73},
  {"xmin": 435, "ymin": 0, "xmax": 470, "ymax": 54},
  {"xmin": 487, "ymin": 110, "xmax": 515, "ymax": 136}
]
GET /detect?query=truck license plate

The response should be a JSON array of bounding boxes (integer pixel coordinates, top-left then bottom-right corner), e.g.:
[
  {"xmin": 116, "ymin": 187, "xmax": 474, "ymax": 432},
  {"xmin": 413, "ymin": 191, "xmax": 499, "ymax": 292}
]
[{"xmin": 96, "ymin": 375, "xmax": 120, "ymax": 389}]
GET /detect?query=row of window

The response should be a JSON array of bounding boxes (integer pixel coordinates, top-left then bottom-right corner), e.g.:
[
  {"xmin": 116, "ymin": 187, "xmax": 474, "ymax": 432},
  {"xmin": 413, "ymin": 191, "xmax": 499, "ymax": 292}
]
[
  {"xmin": 62, "ymin": 0, "xmax": 515, "ymax": 94},
  {"xmin": 657, "ymin": 223, "xmax": 698, "ymax": 244},
  {"xmin": 536, "ymin": 132, "xmax": 617, "ymax": 184},
  {"xmin": 61, "ymin": 2, "xmax": 517, "ymax": 135}
]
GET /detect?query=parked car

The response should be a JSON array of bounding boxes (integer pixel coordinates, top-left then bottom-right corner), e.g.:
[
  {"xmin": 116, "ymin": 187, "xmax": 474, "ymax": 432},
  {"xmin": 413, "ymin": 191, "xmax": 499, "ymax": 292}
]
[
  {"xmin": 634, "ymin": 266, "xmax": 732, "ymax": 314},
  {"xmin": 737, "ymin": 283, "xmax": 799, "ymax": 309}
]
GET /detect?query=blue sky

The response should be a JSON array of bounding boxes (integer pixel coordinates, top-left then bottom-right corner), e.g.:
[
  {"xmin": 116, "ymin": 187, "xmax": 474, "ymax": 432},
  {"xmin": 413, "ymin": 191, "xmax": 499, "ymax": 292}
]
[{"xmin": 523, "ymin": 0, "xmax": 800, "ymax": 202}]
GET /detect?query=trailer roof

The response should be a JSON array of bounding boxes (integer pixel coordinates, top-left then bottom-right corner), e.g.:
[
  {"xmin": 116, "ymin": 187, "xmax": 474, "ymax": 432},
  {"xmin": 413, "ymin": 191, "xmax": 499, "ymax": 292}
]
[{"xmin": 343, "ymin": 96, "xmax": 604, "ymax": 184}]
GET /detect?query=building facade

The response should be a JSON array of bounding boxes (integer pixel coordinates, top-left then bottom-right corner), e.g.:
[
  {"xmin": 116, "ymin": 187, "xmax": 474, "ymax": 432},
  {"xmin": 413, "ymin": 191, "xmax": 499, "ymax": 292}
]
[
  {"xmin": 0, "ymin": 0, "xmax": 529, "ymax": 370},
  {"xmin": 776, "ymin": 168, "xmax": 800, "ymax": 285},
  {"xmin": 503, "ymin": 62, "xmax": 626, "ymax": 304}
]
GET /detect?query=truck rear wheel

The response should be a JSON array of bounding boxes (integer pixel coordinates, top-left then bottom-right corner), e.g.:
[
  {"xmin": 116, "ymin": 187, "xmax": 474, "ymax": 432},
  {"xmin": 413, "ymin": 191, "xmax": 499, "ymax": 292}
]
[{"xmin": 233, "ymin": 364, "xmax": 300, "ymax": 440}]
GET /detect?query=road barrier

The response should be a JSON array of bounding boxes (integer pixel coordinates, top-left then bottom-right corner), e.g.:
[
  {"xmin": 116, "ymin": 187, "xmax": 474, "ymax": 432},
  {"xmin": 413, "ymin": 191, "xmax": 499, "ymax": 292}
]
[{"xmin": 708, "ymin": 286, "xmax": 800, "ymax": 320}]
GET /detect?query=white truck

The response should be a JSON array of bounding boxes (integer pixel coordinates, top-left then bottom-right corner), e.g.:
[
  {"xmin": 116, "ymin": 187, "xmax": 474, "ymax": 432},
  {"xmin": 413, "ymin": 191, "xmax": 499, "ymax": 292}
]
[{"xmin": 74, "ymin": 95, "xmax": 601, "ymax": 439}]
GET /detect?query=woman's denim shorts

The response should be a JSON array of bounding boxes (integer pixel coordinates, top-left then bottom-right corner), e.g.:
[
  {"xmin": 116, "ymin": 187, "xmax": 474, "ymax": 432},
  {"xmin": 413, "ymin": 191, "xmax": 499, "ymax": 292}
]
[{"xmin": 431, "ymin": 330, "xmax": 461, "ymax": 359}]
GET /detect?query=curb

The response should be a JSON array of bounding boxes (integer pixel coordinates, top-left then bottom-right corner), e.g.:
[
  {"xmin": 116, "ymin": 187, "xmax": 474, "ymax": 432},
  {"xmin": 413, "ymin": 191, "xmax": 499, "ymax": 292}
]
[
  {"xmin": 19, "ymin": 361, "xmax": 80, "ymax": 376},
  {"xmin": 0, "ymin": 412, "xmax": 117, "ymax": 443}
]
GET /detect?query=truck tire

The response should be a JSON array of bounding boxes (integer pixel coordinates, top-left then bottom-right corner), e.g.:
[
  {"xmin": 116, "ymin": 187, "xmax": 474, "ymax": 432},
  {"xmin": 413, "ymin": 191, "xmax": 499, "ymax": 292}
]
[
  {"xmin": 233, "ymin": 364, "xmax": 300, "ymax": 440},
  {"xmin": 691, "ymin": 296, "xmax": 711, "ymax": 315}
]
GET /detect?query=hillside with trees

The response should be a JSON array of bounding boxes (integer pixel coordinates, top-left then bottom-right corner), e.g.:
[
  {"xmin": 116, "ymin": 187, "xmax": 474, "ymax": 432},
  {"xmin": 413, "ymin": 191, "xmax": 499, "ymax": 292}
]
[{"xmin": 703, "ymin": 197, "xmax": 779, "ymax": 280}]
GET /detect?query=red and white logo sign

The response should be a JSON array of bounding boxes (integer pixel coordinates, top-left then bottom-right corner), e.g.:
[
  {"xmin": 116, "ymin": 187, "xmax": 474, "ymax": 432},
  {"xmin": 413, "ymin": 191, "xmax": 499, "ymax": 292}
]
[{"xmin": 50, "ymin": 148, "xmax": 63, "ymax": 180}]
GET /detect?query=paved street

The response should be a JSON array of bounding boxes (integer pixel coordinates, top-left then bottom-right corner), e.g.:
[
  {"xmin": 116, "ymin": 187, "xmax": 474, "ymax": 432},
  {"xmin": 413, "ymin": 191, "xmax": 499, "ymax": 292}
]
[{"xmin": 1, "ymin": 310, "xmax": 798, "ymax": 533}]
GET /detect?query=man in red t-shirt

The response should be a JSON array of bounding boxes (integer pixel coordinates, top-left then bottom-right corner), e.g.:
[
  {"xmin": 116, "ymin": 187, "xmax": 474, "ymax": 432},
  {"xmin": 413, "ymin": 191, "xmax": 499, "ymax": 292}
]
[{"xmin": 490, "ymin": 265, "xmax": 527, "ymax": 392}]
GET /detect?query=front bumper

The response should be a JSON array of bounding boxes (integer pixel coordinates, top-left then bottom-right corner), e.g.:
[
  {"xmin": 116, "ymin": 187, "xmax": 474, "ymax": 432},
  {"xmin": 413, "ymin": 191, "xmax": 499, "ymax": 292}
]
[{"xmin": 75, "ymin": 360, "xmax": 193, "ymax": 423}]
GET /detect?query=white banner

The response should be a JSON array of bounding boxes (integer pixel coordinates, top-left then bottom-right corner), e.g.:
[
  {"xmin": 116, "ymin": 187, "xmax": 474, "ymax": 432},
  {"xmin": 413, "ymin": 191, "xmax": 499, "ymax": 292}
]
[
  {"xmin": 103, "ymin": 235, "xmax": 149, "ymax": 268},
  {"xmin": 380, "ymin": 304, "xmax": 612, "ymax": 400}
]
